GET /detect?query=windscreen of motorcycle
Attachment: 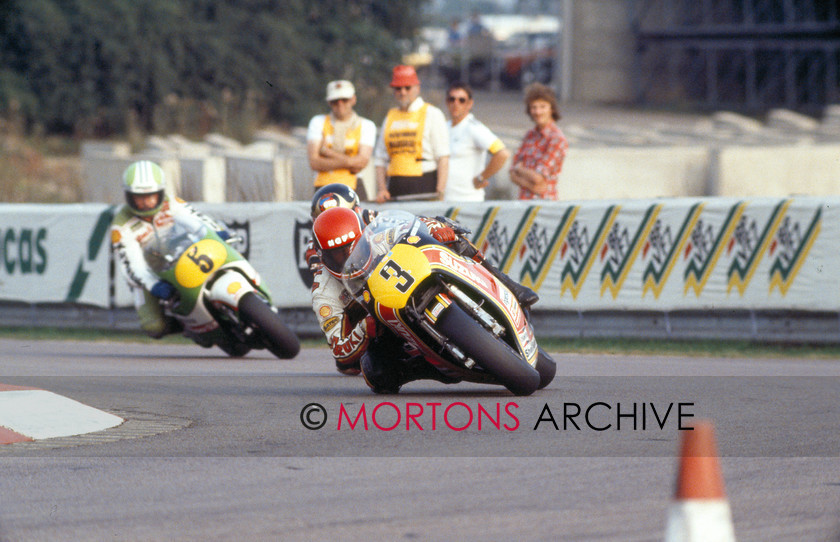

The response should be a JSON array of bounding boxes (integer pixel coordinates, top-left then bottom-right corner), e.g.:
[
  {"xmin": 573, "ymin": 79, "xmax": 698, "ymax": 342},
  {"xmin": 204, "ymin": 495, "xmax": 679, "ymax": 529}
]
[
  {"xmin": 143, "ymin": 217, "xmax": 208, "ymax": 274},
  {"xmin": 341, "ymin": 210, "xmax": 425, "ymax": 297}
]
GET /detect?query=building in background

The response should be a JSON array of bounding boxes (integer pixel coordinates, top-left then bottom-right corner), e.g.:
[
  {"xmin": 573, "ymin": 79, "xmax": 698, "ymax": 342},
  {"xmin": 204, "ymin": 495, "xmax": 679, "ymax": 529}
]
[{"xmin": 423, "ymin": 0, "xmax": 840, "ymax": 115}]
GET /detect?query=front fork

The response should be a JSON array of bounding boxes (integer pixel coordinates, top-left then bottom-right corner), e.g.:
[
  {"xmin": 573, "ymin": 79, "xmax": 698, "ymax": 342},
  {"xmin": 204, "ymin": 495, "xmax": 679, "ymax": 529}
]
[
  {"xmin": 407, "ymin": 280, "xmax": 507, "ymax": 370},
  {"xmin": 207, "ymin": 269, "xmax": 258, "ymax": 310},
  {"xmin": 204, "ymin": 268, "xmax": 266, "ymax": 343}
]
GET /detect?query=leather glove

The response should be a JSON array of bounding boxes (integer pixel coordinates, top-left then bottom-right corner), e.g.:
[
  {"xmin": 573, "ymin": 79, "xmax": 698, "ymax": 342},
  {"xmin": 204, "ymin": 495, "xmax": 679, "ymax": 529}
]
[
  {"xmin": 420, "ymin": 217, "xmax": 458, "ymax": 244},
  {"xmin": 304, "ymin": 244, "xmax": 321, "ymax": 271},
  {"xmin": 431, "ymin": 225, "xmax": 457, "ymax": 244},
  {"xmin": 364, "ymin": 315, "xmax": 380, "ymax": 338},
  {"xmin": 435, "ymin": 215, "xmax": 471, "ymax": 235},
  {"xmin": 217, "ymin": 229, "xmax": 232, "ymax": 241},
  {"xmin": 150, "ymin": 280, "xmax": 176, "ymax": 300}
]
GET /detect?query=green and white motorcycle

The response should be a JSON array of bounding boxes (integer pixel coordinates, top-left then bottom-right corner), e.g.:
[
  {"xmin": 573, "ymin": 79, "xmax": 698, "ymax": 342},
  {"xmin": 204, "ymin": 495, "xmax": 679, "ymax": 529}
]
[{"xmin": 143, "ymin": 214, "xmax": 300, "ymax": 358}]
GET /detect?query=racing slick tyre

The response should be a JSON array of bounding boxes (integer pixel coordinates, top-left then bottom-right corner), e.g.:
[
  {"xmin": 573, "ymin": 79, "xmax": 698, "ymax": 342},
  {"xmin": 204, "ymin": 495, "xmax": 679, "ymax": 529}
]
[
  {"xmin": 437, "ymin": 303, "xmax": 540, "ymax": 396},
  {"xmin": 238, "ymin": 292, "xmax": 301, "ymax": 359},
  {"xmin": 535, "ymin": 347, "xmax": 556, "ymax": 389}
]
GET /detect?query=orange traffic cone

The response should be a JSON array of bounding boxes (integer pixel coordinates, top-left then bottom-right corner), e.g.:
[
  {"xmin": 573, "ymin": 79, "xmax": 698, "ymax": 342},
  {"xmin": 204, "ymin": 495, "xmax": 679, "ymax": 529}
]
[{"xmin": 664, "ymin": 420, "xmax": 736, "ymax": 541}]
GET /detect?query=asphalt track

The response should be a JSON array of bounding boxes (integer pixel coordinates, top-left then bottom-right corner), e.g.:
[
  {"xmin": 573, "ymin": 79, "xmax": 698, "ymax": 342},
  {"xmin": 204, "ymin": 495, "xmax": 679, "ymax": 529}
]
[{"xmin": 0, "ymin": 339, "xmax": 838, "ymax": 541}]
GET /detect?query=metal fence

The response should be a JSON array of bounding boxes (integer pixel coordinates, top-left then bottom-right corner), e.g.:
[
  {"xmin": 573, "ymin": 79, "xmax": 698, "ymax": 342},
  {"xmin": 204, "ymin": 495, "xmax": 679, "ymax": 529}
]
[{"xmin": 633, "ymin": 0, "xmax": 840, "ymax": 113}]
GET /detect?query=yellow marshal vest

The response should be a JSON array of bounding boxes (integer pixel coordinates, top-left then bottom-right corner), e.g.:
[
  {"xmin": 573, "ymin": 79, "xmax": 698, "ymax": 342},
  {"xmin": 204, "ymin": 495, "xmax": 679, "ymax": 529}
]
[
  {"xmin": 315, "ymin": 115, "xmax": 362, "ymax": 188},
  {"xmin": 384, "ymin": 104, "xmax": 428, "ymax": 177}
]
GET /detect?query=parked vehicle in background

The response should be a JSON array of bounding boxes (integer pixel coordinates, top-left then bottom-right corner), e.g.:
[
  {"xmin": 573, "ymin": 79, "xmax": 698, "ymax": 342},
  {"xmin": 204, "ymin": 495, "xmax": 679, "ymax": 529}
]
[
  {"xmin": 437, "ymin": 32, "xmax": 496, "ymax": 89},
  {"xmin": 499, "ymin": 32, "xmax": 557, "ymax": 89}
]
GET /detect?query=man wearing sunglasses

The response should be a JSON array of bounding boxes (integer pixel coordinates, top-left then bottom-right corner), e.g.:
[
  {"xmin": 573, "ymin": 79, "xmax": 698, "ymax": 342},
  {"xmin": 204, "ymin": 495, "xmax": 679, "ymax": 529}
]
[
  {"xmin": 307, "ymin": 80, "xmax": 377, "ymax": 201},
  {"xmin": 444, "ymin": 82, "xmax": 509, "ymax": 202},
  {"xmin": 373, "ymin": 65, "xmax": 449, "ymax": 203}
]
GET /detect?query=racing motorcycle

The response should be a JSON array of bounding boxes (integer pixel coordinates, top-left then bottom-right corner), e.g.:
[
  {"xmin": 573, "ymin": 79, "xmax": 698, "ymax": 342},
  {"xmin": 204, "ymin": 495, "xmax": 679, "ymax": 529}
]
[
  {"xmin": 341, "ymin": 210, "xmax": 556, "ymax": 396},
  {"xmin": 143, "ymin": 214, "xmax": 300, "ymax": 359}
]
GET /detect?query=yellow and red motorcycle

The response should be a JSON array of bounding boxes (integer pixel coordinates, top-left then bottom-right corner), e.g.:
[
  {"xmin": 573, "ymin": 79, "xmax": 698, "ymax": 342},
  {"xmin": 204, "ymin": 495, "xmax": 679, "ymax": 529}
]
[{"xmin": 341, "ymin": 210, "xmax": 555, "ymax": 395}]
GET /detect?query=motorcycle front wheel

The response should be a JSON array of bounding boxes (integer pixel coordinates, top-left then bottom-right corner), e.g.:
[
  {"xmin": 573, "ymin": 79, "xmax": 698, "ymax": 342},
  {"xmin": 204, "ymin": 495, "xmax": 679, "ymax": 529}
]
[
  {"xmin": 238, "ymin": 292, "xmax": 301, "ymax": 359},
  {"xmin": 436, "ymin": 303, "xmax": 540, "ymax": 396},
  {"xmin": 536, "ymin": 347, "xmax": 557, "ymax": 389}
]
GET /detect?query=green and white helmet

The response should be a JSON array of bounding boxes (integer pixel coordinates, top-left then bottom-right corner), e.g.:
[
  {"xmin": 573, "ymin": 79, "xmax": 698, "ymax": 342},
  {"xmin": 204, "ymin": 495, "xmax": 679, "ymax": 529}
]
[{"xmin": 122, "ymin": 160, "xmax": 166, "ymax": 217}]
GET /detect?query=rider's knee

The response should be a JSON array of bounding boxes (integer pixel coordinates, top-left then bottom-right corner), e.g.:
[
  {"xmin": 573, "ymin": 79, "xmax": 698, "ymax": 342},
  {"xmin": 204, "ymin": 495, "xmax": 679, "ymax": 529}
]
[
  {"xmin": 139, "ymin": 312, "xmax": 180, "ymax": 339},
  {"xmin": 140, "ymin": 318, "xmax": 169, "ymax": 339},
  {"xmin": 360, "ymin": 350, "xmax": 401, "ymax": 394}
]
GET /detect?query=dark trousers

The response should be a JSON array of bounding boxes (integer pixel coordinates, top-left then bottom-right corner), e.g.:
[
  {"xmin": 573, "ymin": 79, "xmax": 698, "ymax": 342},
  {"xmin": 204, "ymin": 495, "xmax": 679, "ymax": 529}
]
[{"xmin": 388, "ymin": 170, "xmax": 437, "ymax": 200}]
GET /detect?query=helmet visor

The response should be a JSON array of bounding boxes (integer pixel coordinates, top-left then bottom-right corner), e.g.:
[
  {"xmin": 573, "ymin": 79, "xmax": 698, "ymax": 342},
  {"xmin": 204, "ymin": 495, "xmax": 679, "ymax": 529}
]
[
  {"xmin": 127, "ymin": 190, "xmax": 164, "ymax": 215},
  {"xmin": 322, "ymin": 244, "xmax": 355, "ymax": 275}
]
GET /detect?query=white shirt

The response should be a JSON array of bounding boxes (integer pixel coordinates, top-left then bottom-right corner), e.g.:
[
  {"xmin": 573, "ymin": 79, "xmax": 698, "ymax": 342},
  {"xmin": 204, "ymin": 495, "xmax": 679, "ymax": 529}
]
[
  {"xmin": 306, "ymin": 114, "xmax": 377, "ymax": 149},
  {"xmin": 373, "ymin": 97, "xmax": 450, "ymax": 173},
  {"xmin": 445, "ymin": 113, "xmax": 505, "ymax": 202}
]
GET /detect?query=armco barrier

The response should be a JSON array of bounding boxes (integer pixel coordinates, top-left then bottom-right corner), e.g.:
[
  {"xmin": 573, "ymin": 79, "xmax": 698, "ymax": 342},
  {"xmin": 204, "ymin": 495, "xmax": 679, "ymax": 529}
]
[
  {"xmin": 0, "ymin": 304, "xmax": 837, "ymax": 343},
  {"xmin": 0, "ymin": 198, "xmax": 837, "ymax": 342}
]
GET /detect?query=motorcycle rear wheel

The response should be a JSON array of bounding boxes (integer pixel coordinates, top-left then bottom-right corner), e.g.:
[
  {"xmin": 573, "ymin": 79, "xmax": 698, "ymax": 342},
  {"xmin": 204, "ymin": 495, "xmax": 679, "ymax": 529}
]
[
  {"xmin": 437, "ymin": 303, "xmax": 540, "ymax": 396},
  {"xmin": 238, "ymin": 292, "xmax": 301, "ymax": 359}
]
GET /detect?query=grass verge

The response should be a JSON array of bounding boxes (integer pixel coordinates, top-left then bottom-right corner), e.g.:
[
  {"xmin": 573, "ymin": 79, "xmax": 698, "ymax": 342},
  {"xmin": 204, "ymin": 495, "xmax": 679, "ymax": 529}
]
[
  {"xmin": 539, "ymin": 337, "xmax": 840, "ymax": 359},
  {"xmin": 0, "ymin": 327, "xmax": 838, "ymax": 358}
]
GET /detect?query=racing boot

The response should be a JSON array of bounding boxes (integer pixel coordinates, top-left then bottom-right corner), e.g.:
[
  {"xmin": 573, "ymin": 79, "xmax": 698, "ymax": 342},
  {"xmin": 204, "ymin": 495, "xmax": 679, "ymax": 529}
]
[
  {"xmin": 147, "ymin": 315, "xmax": 183, "ymax": 339},
  {"xmin": 452, "ymin": 236, "xmax": 539, "ymax": 310},
  {"xmin": 481, "ymin": 261, "xmax": 539, "ymax": 309}
]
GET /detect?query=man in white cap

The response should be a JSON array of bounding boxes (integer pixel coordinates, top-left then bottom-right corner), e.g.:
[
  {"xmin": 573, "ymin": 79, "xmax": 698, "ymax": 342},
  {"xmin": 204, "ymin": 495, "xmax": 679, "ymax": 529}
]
[{"xmin": 306, "ymin": 80, "xmax": 377, "ymax": 200}]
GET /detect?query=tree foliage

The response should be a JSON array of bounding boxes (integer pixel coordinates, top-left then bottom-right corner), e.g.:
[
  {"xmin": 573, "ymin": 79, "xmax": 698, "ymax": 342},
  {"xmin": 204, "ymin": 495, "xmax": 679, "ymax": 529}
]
[{"xmin": 0, "ymin": 0, "xmax": 428, "ymax": 137}]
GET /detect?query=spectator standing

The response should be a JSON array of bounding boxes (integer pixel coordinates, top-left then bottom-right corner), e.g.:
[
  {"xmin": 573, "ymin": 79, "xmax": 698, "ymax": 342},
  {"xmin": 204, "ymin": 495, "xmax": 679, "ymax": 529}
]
[
  {"xmin": 447, "ymin": 18, "xmax": 462, "ymax": 48},
  {"xmin": 466, "ymin": 11, "xmax": 488, "ymax": 38},
  {"xmin": 373, "ymin": 65, "xmax": 449, "ymax": 202},
  {"xmin": 510, "ymin": 83, "xmax": 568, "ymax": 200},
  {"xmin": 306, "ymin": 80, "xmax": 376, "ymax": 201},
  {"xmin": 444, "ymin": 82, "xmax": 509, "ymax": 202}
]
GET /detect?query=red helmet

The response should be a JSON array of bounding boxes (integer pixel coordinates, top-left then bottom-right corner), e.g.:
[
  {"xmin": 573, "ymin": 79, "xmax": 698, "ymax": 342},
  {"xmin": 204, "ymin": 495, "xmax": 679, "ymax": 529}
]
[{"xmin": 313, "ymin": 206, "xmax": 364, "ymax": 277}]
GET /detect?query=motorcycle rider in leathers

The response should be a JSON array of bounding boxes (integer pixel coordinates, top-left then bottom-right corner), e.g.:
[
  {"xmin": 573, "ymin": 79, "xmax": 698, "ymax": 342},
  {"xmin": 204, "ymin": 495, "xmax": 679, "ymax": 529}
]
[
  {"xmin": 308, "ymin": 183, "xmax": 538, "ymax": 393},
  {"xmin": 110, "ymin": 160, "xmax": 232, "ymax": 341}
]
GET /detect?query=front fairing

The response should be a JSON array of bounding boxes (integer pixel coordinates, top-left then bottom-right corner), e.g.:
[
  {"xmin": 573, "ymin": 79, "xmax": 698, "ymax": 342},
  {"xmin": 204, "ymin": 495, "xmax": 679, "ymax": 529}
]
[
  {"xmin": 341, "ymin": 210, "xmax": 429, "ymax": 302},
  {"xmin": 142, "ymin": 214, "xmax": 252, "ymax": 315},
  {"xmin": 143, "ymin": 215, "xmax": 213, "ymax": 276}
]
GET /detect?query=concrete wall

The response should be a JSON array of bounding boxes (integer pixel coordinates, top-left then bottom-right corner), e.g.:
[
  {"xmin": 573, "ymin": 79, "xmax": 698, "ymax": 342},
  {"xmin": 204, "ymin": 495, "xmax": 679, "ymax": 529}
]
[
  {"xmin": 561, "ymin": 146, "xmax": 711, "ymax": 199},
  {"xmin": 83, "ymin": 139, "xmax": 840, "ymax": 202},
  {"xmin": 81, "ymin": 136, "xmax": 297, "ymax": 204},
  {"xmin": 717, "ymin": 144, "xmax": 840, "ymax": 197},
  {"xmin": 558, "ymin": 143, "xmax": 840, "ymax": 201},
  {"xmin": 567, "ymin": 0, "xmax": 636, "ymax": 104}
]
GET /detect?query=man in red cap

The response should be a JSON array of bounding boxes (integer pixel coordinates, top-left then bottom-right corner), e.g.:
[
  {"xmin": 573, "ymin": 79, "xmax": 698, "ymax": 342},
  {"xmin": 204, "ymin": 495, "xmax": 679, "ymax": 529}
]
[{"xmin": 373, "ymin": 65, "xmax": 450, "ymax": 203}]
